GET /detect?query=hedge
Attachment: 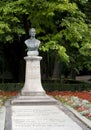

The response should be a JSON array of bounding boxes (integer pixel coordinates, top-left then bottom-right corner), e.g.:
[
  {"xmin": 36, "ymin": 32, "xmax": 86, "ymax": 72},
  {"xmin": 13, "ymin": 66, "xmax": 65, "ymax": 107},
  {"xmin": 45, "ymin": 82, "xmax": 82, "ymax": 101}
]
[
  {"xmin": 43, "ymin": 83, "xmax": 91, "ymax": 91},
  {"xmin": 0, "ymin": 82, "xmax": 91, "ymax": 92}
]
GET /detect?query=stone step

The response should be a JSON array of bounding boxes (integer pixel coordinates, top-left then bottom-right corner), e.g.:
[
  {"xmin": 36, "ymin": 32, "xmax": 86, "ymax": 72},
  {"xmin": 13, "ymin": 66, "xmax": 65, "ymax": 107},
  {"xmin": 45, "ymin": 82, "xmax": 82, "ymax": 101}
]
[{"xmin": 11, "ymin": 95, "xmax": 57, "ymax": 105}]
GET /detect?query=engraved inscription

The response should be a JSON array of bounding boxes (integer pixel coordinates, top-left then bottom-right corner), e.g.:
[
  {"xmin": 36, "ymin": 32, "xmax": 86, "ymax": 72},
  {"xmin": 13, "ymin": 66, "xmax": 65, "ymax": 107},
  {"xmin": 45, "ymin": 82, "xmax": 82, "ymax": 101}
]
[
  {"xmin": 26, "ymin": 64, "xmax": 40, "ymax": 79},
  {"xmin": 32, "ymin": 65, "xmax": 40, "ymax": 79},
  {"xmin": 12, "ymin": 105, "xmax": 82, "ymax": 130}
]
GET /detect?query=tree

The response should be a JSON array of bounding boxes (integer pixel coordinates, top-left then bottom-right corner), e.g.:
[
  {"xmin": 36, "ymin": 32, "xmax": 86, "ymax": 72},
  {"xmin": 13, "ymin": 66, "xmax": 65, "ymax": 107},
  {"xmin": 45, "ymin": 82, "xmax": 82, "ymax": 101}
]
[
  {"xmin": 40, "ymin": 0, "xmax": 91, "ymax": 79},
  {"xmin": 0, "ymin": 0, "xmax": 91, "ymax": 81}
]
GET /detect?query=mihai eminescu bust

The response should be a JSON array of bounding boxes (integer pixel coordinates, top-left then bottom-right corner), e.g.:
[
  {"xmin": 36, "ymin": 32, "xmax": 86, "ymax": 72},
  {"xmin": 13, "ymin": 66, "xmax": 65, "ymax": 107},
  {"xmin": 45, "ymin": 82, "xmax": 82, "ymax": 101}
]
[{"xmin": 25, "ymin": 28, "xmax": 40, "ymax": 56}]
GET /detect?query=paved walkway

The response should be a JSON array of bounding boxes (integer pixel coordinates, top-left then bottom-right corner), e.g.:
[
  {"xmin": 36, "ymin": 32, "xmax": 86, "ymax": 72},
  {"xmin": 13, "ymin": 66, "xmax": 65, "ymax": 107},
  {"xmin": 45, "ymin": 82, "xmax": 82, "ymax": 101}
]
[
  {"xmin": 0, "ymin": 106, "xmax": 6, "ymax": 130},
  {"xmin": 76, "ymin": 75, "xmax": 91, "ymax": 82},
  {"xmin": 59, "ymin": 102, "xmax": 91, "ymax": 130},
  {"xmin": 3, "ymin": 101, "xmax": 91, "ymax": 130}
]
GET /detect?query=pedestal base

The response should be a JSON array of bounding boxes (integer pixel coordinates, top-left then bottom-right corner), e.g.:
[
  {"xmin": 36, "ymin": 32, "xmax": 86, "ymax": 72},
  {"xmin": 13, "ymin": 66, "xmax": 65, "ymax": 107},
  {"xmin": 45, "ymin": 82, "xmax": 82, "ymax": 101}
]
[
  {"xmin": 11, "ymin": 94, "xmax": 57, "ymax": 105},
  {"xmin": 21, "ymin": 91, "xmax": 46, "ymax": 96},
  {"xmin": 21, "ymin": 56, "xmax": 45, "ymax": 95}
]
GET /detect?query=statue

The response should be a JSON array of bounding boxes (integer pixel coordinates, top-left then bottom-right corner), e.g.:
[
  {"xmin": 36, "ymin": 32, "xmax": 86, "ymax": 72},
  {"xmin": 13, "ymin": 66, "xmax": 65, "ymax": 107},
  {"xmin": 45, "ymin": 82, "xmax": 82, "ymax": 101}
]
[{"xmin": 25, "ymin": 28, "xmax": 40, "ymax": 56}]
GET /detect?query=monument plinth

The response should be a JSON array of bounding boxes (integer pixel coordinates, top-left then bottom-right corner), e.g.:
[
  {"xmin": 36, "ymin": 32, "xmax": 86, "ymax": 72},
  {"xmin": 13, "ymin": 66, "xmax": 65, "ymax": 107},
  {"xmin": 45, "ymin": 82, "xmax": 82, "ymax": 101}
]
[{"xmin": 21, "ymin": 56, "xmax": 45, "ymax": 96}]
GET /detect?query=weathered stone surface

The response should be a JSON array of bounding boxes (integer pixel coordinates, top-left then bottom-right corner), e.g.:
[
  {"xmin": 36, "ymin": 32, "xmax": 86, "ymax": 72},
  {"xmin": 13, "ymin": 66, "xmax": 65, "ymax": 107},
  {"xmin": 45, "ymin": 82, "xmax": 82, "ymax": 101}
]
[
  {"xmin": 21, "ymin": 56, "xmax": 45, "ymax": 95},
  {"xmin": 11, "ymin": 105, "xmax": 82, "ymax": 130},
  {"xmin": 11, "ymin": 94, "xmax": 57, "ymax": 105}
]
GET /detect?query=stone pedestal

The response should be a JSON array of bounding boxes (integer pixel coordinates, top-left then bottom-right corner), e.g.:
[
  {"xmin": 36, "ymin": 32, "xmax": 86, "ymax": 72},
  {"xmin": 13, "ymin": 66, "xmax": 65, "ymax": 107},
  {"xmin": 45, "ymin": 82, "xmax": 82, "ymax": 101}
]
[{"xmin": 21, "ymin": 56, "xmax": 45, "ymax": 96}]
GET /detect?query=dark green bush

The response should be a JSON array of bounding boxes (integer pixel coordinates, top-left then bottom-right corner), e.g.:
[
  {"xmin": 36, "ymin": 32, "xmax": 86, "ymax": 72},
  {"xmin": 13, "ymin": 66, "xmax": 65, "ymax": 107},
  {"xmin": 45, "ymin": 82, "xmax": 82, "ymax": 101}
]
[
  {"xmin": 0, "ymin": 82, "xmax": 91, "ymax": 92},
  {"xmin": 0, "ymin": 83, "xmax": 23, "ymax": 91},
  {"xmin": 43, "ymin": 83, "xmax": 91, "ymax": 91}
]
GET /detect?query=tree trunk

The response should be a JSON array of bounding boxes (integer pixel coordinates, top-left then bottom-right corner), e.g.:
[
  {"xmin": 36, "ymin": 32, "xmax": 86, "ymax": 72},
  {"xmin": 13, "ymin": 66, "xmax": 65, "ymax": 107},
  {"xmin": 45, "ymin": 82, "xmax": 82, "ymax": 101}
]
[
  {"xmin": 70, "ymin": 69, "xmax": 76, "ymax": 80},
  {"xmin": 52, "ymin": 60, "xmax": 60, "ymax": 80}
]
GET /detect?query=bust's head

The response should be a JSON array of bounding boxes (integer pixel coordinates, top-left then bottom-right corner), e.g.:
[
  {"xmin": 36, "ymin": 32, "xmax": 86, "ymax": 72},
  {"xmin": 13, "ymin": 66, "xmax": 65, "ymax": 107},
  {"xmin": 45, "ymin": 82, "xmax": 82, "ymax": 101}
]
[{"xmin": 29, "ymin": 28, "xmax": 36, "ymax": 38}]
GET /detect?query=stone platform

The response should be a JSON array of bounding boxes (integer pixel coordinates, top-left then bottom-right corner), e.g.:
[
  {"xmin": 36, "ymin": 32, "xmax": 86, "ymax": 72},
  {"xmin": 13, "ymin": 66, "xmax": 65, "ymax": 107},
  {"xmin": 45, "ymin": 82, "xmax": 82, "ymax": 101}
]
[
  {"xmin": 11, "ymin": 105, "xmax": 81, "ymax": 130},
  {"xmin": 4, "ymin": 94, "xmax": 91, "ymax": 130}
]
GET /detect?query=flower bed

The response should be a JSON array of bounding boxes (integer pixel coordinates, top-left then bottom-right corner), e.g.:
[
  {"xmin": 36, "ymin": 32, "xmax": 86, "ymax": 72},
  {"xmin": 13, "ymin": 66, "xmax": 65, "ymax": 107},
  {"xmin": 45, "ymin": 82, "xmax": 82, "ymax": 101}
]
[
  {"xmin": 47, "ymin": 91, "xmax": 91, "ymax": 120},
  {"xmin": 0, "ymin": 90, "xmax": 18, "ymax": 107}
]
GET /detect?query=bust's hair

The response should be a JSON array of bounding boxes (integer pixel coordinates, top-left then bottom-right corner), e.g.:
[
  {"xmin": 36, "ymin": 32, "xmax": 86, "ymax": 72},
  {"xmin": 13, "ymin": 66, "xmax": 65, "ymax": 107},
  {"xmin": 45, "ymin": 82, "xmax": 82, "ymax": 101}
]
[{"xmin": 29, "ymin": 28, "xmax": 36, "ymax": 33}]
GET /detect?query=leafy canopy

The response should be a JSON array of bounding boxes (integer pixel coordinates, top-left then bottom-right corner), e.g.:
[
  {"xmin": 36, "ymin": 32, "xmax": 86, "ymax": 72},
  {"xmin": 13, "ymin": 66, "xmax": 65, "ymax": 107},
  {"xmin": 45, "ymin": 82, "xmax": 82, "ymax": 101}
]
[{"xmin": 0, "ymin": 0, "xmax": 91, "ymax": 65}]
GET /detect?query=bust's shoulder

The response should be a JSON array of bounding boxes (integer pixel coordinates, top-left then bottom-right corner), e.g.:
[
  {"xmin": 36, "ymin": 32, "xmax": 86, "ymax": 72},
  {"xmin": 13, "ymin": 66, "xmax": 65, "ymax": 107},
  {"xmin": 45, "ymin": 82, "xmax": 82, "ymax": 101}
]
[
  {"xmin": 35, "ymin": 39, "xmax": 40, "ymax": 44},
  {"xmin": 25, "ymin": 38, "xmax": 40, "ymax": 46},
  {"xmin": 25, "ymin": 39, "xmax": 30, "ymax": 44}
]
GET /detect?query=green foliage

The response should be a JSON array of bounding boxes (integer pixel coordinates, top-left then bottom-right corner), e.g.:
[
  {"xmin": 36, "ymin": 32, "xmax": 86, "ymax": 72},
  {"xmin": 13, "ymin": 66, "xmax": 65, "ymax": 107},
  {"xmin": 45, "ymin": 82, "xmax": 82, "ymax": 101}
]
[
  {"xmin": 40, "ymin": 0, "xmax": 91, "ymax": 66},
  {"xmin": 0, "ymin": 83, "xmax": 23, "ymax": 91},
  {"xmin": 0, "ymin": 0, "xmax": 26, "ymax": 42},
  {"xmin": 0, "ymin": 0, "xmax": 91, "ymax": 78},
  {"xmin": 43, "ymin": 82, "xmax": 91, "ymax": 91},
  {"xmin": 0, "ymin": 82, "xmax": 91, "ymax": 91},
  {"xmin": 40, "ymin": 41, "xmax": 69, "ymax": 62}
]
